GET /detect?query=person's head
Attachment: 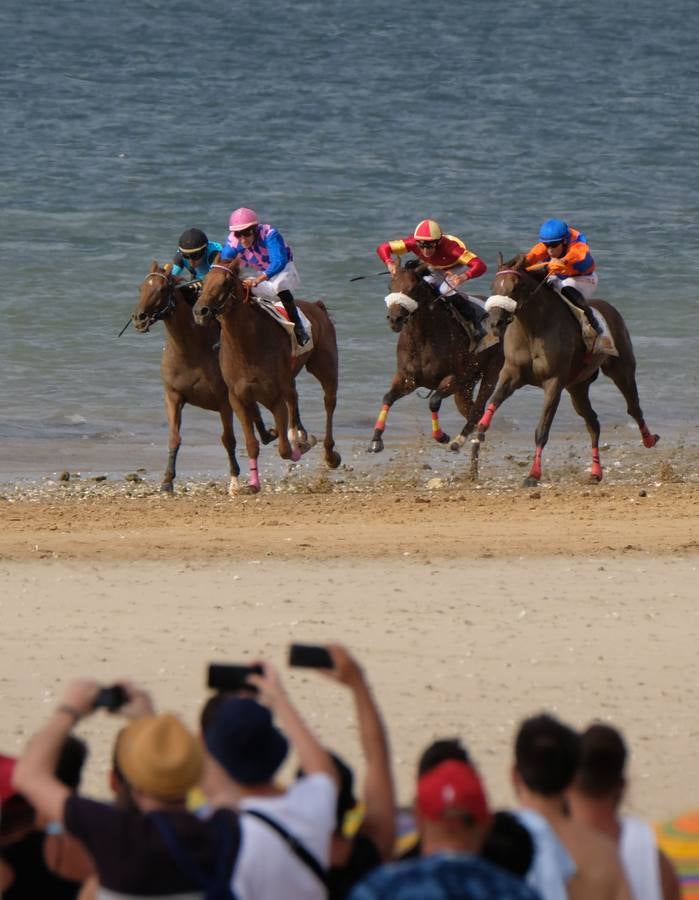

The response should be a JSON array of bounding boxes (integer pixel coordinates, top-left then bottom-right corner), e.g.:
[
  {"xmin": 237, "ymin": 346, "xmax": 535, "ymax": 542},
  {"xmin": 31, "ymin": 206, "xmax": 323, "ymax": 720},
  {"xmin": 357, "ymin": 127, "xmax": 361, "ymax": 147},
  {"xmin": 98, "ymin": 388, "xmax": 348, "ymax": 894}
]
[
  {"xmin": 177, "ymin": 228, "xmax": 209, "ymax": 263},
  {"xmin": 115, "ymin": 714, "xmax": 203, "ymax": 810},
  {"xmin": 418, "ymin": 738, "xmax": 471, "ymax": 777},
  {"xmin": 538, "ymin": 218, "xmax": 570, "ymax": 259},
  {"xmin": 228, "ymin": 207, "xmax": 260, "ymax": 249},
  {"xmin": 413, "ymin": 219, "xmax": 442, "ymax": 258},
  {"xmin": 204, "ymin": 697, "xmax": 288, "ymax": 788},
  {"xmin": 571, "ymin": 723, "xmax": 627, "ymax": 807},
  {"xmin": 415, "ymin": 759, "xmax": 491, "ymax": 854},
  {"xmin": 480, "ymin": 810, "xmax": 535, "ymax": 878},
  {"xmin": 513, "ymin": 714, "xmax": 580, "ymax": 799}
]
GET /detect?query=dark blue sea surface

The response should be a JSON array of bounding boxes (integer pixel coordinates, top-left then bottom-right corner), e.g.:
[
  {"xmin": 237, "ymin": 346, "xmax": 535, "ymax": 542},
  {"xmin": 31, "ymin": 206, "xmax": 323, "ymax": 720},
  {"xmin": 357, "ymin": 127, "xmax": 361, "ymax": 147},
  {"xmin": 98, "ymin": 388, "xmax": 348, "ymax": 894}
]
[{"xmin": 1, "ymin": 0, "xmax": 697, "ymax": 480}]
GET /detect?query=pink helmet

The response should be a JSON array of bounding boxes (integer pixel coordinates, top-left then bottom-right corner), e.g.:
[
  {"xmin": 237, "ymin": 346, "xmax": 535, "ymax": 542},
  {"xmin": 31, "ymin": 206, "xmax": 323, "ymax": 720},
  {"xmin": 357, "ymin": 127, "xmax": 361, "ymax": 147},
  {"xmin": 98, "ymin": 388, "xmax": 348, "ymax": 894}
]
[{"xmin": 228, "ymin": 207, "xmax": 260, "ymax": 232}]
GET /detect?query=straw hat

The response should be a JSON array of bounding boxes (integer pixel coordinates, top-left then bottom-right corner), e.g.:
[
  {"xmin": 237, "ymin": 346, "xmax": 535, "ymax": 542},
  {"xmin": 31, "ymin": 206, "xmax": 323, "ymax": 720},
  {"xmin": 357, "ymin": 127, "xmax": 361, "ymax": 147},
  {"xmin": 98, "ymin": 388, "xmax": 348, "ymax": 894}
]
[{"xmin": 116, "ymin": 714, "xmax": 203, "ymax": 799}]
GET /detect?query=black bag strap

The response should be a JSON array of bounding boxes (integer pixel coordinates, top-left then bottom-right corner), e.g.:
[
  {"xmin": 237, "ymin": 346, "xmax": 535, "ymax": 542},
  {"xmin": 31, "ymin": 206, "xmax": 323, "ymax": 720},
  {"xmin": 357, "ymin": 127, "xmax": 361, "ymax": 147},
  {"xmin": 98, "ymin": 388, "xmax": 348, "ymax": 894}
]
[
  {"xmin": 148, "ymin": 809, "xmax": 240, "ymax": 900},
  {"xmin": 245, "ymin": 808, "xmax": 328, "ymax": 888}
]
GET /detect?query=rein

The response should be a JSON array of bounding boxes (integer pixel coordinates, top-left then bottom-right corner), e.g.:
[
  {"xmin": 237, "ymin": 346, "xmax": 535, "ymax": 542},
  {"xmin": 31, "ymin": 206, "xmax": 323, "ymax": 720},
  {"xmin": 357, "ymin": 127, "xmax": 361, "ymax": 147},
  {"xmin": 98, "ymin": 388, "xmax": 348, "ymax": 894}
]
[{"xmin": 205, "ymin": 264, "xmax": 248, "ymax": 316}]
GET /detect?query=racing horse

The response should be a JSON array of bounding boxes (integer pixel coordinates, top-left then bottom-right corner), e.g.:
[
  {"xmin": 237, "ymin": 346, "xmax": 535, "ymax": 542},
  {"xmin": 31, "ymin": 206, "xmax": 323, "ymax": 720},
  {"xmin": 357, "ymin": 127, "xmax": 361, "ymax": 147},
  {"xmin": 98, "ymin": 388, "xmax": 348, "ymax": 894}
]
[
  {"xmin": 471, "ymin": 254, "xmax": 659, "ymax": 485},
  {"xmin": 132, "ymin": 263, "xmax": 276, "ymax": 493},
  {"xmin": 193, "ymin": 258, "xmax": 341, "ymax": 493},
  {"xmin": 368, "ymin": 264, "xmax": 504, "ymax": 453}
]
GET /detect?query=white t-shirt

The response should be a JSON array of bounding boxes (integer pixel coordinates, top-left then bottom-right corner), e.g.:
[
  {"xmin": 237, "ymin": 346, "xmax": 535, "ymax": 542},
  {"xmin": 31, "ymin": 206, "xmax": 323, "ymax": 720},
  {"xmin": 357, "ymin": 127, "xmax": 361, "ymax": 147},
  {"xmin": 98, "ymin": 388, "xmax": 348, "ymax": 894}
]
[
  {"xmin": 620, "ymin": 815, "xmax": 663, "ymax": 900},
  {"xmin": 232, "ymin": 773, "xmax": 337, "ymax": 900},
  {"xmin": 515, "ymin": 808, "xmax": 576, "ymax": 900}
]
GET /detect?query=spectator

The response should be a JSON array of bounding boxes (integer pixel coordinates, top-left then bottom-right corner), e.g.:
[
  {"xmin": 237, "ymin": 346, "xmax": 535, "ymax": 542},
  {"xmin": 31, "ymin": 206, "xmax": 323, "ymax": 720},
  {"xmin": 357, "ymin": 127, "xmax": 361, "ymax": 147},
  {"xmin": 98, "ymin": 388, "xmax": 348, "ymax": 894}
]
[
  {"xmin": 348, "ymin": 759, "xmax": 539, "ymax": 899},
  {"xmin": 1, "ymin": 740, "xmax": 94, "ymax": 899},
  {"xmin": 567, "ymin": 723, "xmax": 680, "ymax": 900},
  {"xmin": 201, "ymin": 660, "xmax": 338, "ymax": 900},
  {"xmin": 306, "ymin": 644, "xmax": 396, "ymax": 898},
  {"xmin": 513, "ymin": 713, "xmax": 631, "ymax": 900},
  {"xmin": 12, "ymin": 679, "xmax": 240, "ymax": 899}
]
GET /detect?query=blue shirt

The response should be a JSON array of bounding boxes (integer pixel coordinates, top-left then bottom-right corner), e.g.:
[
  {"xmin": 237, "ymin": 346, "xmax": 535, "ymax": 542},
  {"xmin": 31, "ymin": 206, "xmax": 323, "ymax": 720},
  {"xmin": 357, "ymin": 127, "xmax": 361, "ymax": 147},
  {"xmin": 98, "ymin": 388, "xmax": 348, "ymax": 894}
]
[
  {"xmin": 171, "ymin": 240, "xmax": 222, "ymax": 280},
  {"xmin": 220, "ymin": 225, "xmax": 292, "ymax": 278},
  {"xmin": 348, "ymin": 852, "xmax": 542, "ymax": 900}
]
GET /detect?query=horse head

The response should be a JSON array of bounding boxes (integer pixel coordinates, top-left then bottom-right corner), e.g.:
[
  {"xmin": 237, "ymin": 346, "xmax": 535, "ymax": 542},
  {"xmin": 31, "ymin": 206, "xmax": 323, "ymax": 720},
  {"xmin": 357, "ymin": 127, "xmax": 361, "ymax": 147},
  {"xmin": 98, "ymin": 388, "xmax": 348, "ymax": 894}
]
[
  {"xmin": 485, "ymin": 253, "xmax": 548, "ymax": 324},
  {"xmin": 132, "ymin": 262, "xmax": 176, "ymax": 332},
  {"xmin": 193, "ymin": 257, "xmax": 243, "ymax": 326},
  {"xmin": 384, "ymin": 263, "xmax": 436, "ymax": 333}
]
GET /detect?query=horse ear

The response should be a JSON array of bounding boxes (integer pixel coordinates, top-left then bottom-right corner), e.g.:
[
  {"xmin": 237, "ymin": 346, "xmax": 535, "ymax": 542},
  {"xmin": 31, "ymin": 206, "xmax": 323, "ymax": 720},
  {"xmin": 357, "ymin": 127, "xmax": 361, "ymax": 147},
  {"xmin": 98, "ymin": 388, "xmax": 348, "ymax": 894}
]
[
  {"xmin": 150, "ymin": 260, "xmax": 158, "ymax": 272},
  {"xmin": 497, "ymin": 252, "xmax": 504, "ymax": 267},
  {"xmin": 212, "ymin": 252, "xmax": 221, "ymax": 264}
]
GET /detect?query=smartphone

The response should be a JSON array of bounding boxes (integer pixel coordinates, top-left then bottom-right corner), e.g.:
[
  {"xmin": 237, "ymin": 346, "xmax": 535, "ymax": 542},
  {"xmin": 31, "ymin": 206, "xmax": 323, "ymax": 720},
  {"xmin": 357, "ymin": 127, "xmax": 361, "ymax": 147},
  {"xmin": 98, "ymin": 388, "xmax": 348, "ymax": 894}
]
[
  {"xmin": 93, "ymin": 685, "xmax": 128, "ymax": 711},
  {"xmin": 288, "ymin": 643, "xmax": 334, "ymax": 669},
  {"xmin": 207, "ymin": 663, "xmax": 262, "ymax": 692}
]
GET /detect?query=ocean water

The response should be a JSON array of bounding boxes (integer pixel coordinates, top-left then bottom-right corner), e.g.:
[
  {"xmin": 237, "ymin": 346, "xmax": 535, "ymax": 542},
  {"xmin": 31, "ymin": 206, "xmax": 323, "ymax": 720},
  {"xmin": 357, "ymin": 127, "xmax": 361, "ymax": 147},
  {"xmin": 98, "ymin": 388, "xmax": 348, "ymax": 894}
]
[{"xmin": 1, "ymin": 0, "xmax": 697, "ymax": 481}]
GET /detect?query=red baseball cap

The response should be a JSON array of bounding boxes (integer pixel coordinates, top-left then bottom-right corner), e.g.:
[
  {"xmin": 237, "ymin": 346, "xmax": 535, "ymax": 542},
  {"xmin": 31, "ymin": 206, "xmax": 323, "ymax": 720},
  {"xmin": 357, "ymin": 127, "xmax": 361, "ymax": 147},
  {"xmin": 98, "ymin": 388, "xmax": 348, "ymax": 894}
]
[
  {"xmin": 0, "ymin": 754, "xmax": 18, "ymax": 802},
  {"xmin": 417, "ymin": 759, "xmax": 490, "ymax": 823}
]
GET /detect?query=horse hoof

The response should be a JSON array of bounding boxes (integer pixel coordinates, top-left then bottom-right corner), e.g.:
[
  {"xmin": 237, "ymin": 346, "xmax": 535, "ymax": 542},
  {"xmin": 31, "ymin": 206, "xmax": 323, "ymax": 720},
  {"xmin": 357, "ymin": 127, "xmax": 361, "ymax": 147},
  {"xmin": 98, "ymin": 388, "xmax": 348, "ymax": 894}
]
[
  {"xmin": 160, "ymin": 482, "xmax": 174, "ymax": 493},
  {"xmin": 240, "ymin": 483, "xmax": 260, "ymax": 495},
  {"xmin": 449, "ymin": 436, "xmax": 465, "ymax": 453},
  {"xmin": 588, "ymin": 473, "xmax": 603, "ymax": 483},
  {"xmin": 643, "ymin": 433, "xmax": 660, "ymax": 448},
  {"xmin": 523, "ymin": 476, "xmax": 540, "ymax": 488},
  {"xmin": 435, "ymin": 432, "xmax": 451, "ymax": 444},
  {"xmin": 326, "ymin": 450, "xmax": 342, "ymax": 469},
  {"xmin": 260, "ymin": 429, "xmax": 278, "ymax": 445},
  {"xmin": 228, "ymin": 476, "xmax": 240, "ymax": 496},
  {"xmin": 368, "ymin": 440, "xmax": 383, "ymax": 453}
]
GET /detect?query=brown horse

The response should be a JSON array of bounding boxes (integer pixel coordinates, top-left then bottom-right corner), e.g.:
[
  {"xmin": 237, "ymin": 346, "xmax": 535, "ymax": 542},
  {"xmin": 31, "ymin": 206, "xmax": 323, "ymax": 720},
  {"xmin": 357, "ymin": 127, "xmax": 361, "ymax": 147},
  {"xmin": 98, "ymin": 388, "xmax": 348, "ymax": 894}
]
[
  {"xmin": 368, "ymin": 264, "xmax": 504, "ymax": 453},
  {"xmin": 132, "ymin": 263, "xmax": 276, "ymax": 493},
  {"xmin": 471, "ymin": 254, "xmax": 659, "ymax": 485},
  {"xmin": 193, "ymin": 259, "xmax": 341, "ymax": 493}
]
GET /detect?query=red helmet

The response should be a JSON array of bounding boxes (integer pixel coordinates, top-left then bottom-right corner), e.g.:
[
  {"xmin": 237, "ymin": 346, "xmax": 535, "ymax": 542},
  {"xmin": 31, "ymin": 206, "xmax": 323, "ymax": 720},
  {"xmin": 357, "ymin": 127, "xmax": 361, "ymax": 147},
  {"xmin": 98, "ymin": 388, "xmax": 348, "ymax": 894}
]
[{"xmin": 414, "ymin": 219, "xmax": 442, "ymax": 242}]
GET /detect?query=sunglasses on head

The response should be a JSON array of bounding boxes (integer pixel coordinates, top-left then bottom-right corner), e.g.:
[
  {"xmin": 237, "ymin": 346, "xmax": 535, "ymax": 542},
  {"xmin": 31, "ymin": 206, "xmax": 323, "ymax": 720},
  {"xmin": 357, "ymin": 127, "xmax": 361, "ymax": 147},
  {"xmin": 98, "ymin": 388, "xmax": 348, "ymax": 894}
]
[
  {"xmin": 233, "ymin": 226, "xmax": 256, "ymax": 239},
  {"xmin": 417, "ymin": 239, "xmax": 439, "ymax": 249}
]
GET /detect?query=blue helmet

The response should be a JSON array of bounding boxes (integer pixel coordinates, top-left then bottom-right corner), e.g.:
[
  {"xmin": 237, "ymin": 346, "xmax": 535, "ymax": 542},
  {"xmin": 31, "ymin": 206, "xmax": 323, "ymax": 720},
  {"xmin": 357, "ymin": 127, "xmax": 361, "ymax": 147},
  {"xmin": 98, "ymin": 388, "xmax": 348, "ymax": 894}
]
[{"xmin": 538, "ymin": 219, "xmax": 570, "ymax": 244}]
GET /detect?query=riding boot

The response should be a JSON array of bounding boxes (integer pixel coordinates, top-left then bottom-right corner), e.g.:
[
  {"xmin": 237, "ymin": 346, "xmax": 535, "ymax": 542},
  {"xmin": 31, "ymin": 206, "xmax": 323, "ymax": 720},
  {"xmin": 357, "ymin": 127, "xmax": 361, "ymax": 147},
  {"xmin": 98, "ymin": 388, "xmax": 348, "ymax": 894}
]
[
  {"xmin": 278, "ymin": 290, "xmax": 309, "ymax": 346},
  {"xmin": 449, "ymin": 293, "xmax": 487, "ymax": 343},
  {"xmin": 560, "ymin": 286, "xmax": 602, "ymax": 334}
]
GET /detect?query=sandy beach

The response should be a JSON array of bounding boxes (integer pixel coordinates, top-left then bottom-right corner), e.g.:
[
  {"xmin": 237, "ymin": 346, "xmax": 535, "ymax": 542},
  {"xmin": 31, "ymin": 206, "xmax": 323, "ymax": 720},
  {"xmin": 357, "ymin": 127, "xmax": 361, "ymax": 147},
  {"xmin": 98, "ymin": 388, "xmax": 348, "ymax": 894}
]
[{"xmin": 2, "ymin": 448, "xmax": 698, "ymax": 824}]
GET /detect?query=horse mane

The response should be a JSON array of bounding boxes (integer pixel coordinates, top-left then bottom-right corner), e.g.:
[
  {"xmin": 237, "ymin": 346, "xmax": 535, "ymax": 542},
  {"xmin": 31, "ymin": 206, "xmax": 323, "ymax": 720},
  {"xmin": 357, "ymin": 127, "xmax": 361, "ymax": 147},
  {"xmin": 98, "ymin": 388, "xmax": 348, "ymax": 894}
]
[{"xmin": 501, "ymin": 252, "xmax": 528, "ymax": 270}]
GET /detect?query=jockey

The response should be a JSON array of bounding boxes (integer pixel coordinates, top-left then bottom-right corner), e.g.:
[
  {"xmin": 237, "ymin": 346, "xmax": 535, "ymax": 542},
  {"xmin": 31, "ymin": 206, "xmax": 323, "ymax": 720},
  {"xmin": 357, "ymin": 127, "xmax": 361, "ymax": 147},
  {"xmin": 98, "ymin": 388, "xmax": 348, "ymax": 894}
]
[
  {"xmin": 525, "ymin": 219, "xmax": 601, "ymax": 334},
  {"xmin": 171, "ymin": 228, "xmax": 222, "ymax": 281},
  {"xmin": 220, "ymin": 208, "xmax": 309, "ymax": 346},
  {"xmin": 376, "ymin": 219, "xmax": 488, "ymax": 342}
]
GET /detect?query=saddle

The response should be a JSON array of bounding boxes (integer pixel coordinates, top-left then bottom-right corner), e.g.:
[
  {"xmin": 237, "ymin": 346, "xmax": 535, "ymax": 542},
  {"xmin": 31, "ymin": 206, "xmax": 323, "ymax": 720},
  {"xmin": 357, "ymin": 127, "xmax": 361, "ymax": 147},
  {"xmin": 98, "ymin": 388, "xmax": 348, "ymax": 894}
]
[
  {"xmin": 559, "ymin": 297, "xmax": 619, "ymax": 357},
  {"xmin": 253, "ymin": 296, "xmax": 314, "ymax": 357}
]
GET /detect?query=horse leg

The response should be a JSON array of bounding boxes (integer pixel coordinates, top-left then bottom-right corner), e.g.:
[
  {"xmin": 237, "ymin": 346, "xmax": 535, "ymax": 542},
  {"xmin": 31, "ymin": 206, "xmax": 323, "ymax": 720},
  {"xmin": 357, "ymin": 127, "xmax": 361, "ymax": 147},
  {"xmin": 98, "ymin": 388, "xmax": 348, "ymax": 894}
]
[
  {"xmin": 368, "ymin": 376, "xmax": 415, "ymax": 453},
  {"xmin": 305, "ymin": 354, "xmax": 340, "ymax": 468},
  {"xmin": 253, "ymin": 403, "xmax": 278, "ymax": 445},
  {"xmin": 218, "ymin": 408, "xmax": 241, "ymax": 495},
  {"xmin": 276, "ymin": 390, "xmax": 302, "ymax": 462},
  {"xmin": 524, "ymin": 378, "xmax": 564, "ymax": 487},
  {"xmin": 428, "ymin": 378, "xmax": 456, "ymax": 445},
  {"xmin": 470, "ymin": 369, "xmax": 522, "ymax": 480},
  {"xmin": 568, "ymin": 377, "xmax": 603, "ymax": 482},
  {"xmin": 450, "ymin": 361, "xmax": 499, "ymax": 452},
  {"xmin": 161, "ymin": 390, "xmax": 184, "ymax": 493},
  {"xmin": 601, "ymin": 357, "xmax": 660, "ymax": 448},
  {"xmin": 228, "ymin": 393, "xmax": 261, "ymax": 494}
]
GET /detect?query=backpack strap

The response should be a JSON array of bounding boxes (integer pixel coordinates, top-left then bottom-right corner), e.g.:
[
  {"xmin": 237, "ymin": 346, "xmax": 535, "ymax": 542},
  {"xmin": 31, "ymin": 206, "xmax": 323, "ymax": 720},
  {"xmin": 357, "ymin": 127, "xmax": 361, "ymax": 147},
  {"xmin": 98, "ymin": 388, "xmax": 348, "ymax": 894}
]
[
  {"xmin": 148, "ymin": 809, "xmax": 240, "ymax": 899},
  {"xmin": 245, "ymin": 808, "xmax": 328, "ymax": 888}
]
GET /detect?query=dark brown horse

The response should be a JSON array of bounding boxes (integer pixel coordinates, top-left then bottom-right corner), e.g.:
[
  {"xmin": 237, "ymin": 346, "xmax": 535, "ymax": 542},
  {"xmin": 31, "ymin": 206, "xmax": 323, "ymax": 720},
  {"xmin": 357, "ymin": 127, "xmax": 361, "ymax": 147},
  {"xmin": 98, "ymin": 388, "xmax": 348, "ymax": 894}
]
[
  {"xmin": 368, "ymin": 264, "xmax": 504, "ymax": 453},
  {"xmin": 132, "ymin": 263, "xmax": 276, "ymax": 493},
  {"xmin": 193, "ymin": 259, "xmax": 341, "ymax": 493},
  {"xmin": 471, "ymin": 254, "xmax": 659, "ymax": 485}
]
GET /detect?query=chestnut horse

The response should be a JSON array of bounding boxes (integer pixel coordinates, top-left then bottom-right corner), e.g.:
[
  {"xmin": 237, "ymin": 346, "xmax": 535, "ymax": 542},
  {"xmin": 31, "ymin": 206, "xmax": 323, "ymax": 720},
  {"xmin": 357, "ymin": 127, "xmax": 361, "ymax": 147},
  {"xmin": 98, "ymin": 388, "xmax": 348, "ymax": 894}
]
[
  {"xmin": 471, "ymin": 254, "xmax": 659, "ymax": 485},
  {"xmin": 368, "ymin": 265, "xmax": 503, "ymax": 453},
  {"xmin": 132, "ymin": 263, "xmax": 276, "ymax": 493},
  {"xmin": 193, "ymin": 260, "xmax": 341, "ymax": 493}
]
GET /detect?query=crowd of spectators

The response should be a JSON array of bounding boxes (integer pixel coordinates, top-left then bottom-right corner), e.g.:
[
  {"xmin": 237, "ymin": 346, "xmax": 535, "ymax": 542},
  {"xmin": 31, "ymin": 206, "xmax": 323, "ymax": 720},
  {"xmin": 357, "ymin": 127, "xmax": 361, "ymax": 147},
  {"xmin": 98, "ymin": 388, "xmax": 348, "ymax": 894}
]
[{"xmin": 0, "ymin": 644, "xmax": 684, "ymax": 899}]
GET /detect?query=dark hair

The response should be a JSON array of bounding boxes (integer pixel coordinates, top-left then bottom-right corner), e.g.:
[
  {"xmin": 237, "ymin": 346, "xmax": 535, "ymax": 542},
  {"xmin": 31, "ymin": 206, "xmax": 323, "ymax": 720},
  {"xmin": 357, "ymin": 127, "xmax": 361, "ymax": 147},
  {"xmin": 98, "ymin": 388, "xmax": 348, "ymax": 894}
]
[
  {"xmin": 418, "ymin": 738, "xmax": 471, "ymax": 777},
  {"xmin": 515, "ymin": 714, "xmax": 580, "ymax": 796},
  {"xmin": 481, "ymin": 811, "xmax": 534, "ymax": 878},
  {"xmin": 55, "ymin": 736, "xmax": 88, "ymax": 789},
  {"xmin": 574, "ymin": 723, "xmax": 627, "ymax": 797}
]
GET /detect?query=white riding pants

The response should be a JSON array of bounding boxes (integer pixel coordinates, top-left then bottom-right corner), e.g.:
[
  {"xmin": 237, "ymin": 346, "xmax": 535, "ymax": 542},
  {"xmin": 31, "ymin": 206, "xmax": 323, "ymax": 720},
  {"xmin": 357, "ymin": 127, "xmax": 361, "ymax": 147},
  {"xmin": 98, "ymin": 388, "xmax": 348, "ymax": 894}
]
[
  {"xmin": 251, "ymin": 261, "xmax": 301, "ymax": 301},
  {"xmin": 548, "ymin": 271, "xmax": 598, "ymax": 300},
  {"xmin": 423, "ymin": 264, "xmax": 469, "ymax": 297}
]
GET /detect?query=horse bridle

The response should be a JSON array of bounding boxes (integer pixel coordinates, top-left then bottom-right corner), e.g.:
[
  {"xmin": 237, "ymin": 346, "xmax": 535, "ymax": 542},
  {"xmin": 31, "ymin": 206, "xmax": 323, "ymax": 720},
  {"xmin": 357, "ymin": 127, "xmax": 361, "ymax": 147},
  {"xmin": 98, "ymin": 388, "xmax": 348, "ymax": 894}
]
[
  {"xmin": 205, "ymin": 263, "xmax": 248, "ymax": 316},
  {"xmin": 138, "ymin": 270, "xmax": 176, "ymax": 327}
]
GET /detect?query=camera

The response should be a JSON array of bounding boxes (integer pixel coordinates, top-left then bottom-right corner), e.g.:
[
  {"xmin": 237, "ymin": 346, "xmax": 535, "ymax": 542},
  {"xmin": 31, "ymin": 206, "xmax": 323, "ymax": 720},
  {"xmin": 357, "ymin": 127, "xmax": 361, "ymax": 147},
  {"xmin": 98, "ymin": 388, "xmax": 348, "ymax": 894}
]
[
  {"xmin": 207, "ymin": 663, "xmax": 263, "ymax": 692},
  {"xmin": 93, "ymin": 685, "xmax": 128, "ymax": 712},
  {"xmin": 288, "ymin": 643, "xmax": 334, "ymax": 669}
]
